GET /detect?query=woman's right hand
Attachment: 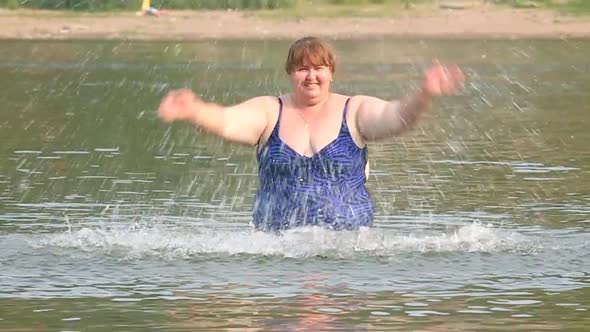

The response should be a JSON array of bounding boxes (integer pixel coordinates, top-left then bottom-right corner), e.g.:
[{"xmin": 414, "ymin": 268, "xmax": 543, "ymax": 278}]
[
  {"xmin": 158, "ymin": 89, "xmax": 204, "ymax": 123},
  {"xmin": 421, "ymin": 63, "xmax": 464, "ymax": 97}
]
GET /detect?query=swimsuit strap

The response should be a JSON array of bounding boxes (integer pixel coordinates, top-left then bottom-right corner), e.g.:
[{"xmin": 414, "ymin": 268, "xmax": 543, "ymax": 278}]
[
  {"xmin": 342, "ymin": 97, "xmax": 351, "ymax": 119},
  {"xmin": 341, "ymin": 97, "xmax": 352, "ymax": 129},
  {"xmin": 257, "ymin": 97, "xmax": 283, "ymax": 150},
  {"xmin": 272, "ymin": 97, "xmax": 284, "ymax": 136}
]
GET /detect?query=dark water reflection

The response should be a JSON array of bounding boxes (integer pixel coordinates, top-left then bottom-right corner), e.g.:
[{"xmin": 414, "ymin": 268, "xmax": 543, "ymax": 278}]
[
  {"xmin": 1, "ymin": 287, "xmax": 589, "ymax": 331},
  {"xmin": 0, "ymin": 39, "xmax": 589, "ymax": 330}
]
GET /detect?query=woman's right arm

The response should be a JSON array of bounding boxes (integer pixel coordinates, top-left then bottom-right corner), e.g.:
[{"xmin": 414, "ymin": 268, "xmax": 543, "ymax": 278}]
[{"xmin": 158, "ymin": 89, "xmax": 275, "ymax": 146}]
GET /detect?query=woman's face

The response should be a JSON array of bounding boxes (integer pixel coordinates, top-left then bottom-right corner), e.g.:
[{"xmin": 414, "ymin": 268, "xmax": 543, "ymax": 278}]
[{"xmin": 289, "ymin": 58, "xmax": 333, "ymax": 102}]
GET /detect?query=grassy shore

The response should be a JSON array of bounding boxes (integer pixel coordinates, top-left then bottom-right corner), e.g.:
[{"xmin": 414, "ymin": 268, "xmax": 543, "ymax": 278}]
[
  {"xmin": 256, "ymin": 0, "xmax": 590, "ymax": 18},
  {"xmin": 1, "ymin": 0, "xmax": 589, "ymax": 40},
  {"xmin": 499, "ymin": 0, "xmax": 590, "ymax": 14},
  {"xmin": 1, "ymin": 0, "xmax": 589, "ymax": 16}
]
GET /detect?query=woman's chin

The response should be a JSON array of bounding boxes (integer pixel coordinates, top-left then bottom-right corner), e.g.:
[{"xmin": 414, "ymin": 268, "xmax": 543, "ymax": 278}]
[{"xmin": 301, "ymin": 89, "xmax": 321, "ymax": 99}]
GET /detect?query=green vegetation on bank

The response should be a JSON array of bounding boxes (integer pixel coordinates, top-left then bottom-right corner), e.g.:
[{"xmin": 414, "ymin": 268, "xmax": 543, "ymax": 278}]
[
  {"xmin": 0, "ymin": 0, "xmax": 295, "ymax": 10},
  {"xmin": 494, "ymin": 0, "xmax": 590, "ymax": 14},
  {"xmin": 0, "ymin": 0, "xmax": 588, "ymax": 14},
  {"xmin": 543, "ymin": 0, "xmax": 590, "ymax": 14}
]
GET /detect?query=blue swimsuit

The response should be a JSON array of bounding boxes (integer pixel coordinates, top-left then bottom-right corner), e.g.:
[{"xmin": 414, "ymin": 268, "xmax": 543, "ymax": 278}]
[{"xmin": 253, "ymin": 97, "xmax": 374, "ymax": 231}]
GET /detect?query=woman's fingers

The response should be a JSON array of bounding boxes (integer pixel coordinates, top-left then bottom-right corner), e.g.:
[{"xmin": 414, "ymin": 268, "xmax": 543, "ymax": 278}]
[
  {"xmin": 425, "ymin": 63, "xmax": 465, "ymax": 96},
  {"xmin": 451, "ymin": 65, "xmax": 465, "ymax": 82},
  {"xmin": 159, "ymin": 90, "xmax": 183, "ymax": 122}
]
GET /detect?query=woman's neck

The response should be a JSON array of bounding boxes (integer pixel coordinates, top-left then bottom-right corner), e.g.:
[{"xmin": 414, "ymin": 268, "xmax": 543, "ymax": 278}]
[{"xmin": 291, "ymin": 92, "xmax": 330, "ymax": 112}]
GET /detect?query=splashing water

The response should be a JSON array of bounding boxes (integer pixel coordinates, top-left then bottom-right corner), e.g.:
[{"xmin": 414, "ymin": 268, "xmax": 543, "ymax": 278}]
[{"xmin": 37, "ymin": 222, "xmax": 537, "ymax": 259}]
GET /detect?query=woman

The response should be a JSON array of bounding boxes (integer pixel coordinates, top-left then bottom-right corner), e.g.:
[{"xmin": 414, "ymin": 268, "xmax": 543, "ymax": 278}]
[{"xmin": 158, "ymin": 37, "xmax": 464, "ymax": 231}]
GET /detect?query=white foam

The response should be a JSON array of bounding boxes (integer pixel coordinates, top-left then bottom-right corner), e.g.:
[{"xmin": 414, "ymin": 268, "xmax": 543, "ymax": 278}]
[{"xmin": 37, "ymin": 222, "xmax": 535, "ymax": 259}]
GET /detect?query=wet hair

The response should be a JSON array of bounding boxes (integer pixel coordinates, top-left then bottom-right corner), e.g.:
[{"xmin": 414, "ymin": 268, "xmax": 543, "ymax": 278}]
[{"xmin": 285, "ymin": 37, "xmax": 336, "ymax": 74}]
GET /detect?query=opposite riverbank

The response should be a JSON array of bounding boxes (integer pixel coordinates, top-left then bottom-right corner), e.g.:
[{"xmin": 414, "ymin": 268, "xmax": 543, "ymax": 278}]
[{"xmin": 1, "ymin": 3, "xmax": 590, "ymax": 40}]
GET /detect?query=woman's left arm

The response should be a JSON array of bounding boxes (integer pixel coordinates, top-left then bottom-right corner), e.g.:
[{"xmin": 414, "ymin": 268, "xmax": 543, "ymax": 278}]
[{"xmin": 355, "ymin": 63, "xmax": 464, "ymax": 142}]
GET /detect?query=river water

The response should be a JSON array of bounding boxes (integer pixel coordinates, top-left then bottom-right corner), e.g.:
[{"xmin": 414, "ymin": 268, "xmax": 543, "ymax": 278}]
[{"xmin": 0, "ymin": 39, "xmax": 589, "ymax": 331}]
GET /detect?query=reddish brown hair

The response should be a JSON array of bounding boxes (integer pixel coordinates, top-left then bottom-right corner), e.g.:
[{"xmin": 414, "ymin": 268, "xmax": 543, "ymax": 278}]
[{"xmin": 285, "ymin": 37, "xmax": 336, "ymax": 74}]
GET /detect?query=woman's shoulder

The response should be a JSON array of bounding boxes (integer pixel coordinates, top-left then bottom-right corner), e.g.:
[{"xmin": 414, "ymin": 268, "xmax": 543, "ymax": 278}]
[
  {"xmin": 329, "ymin": 92, "xmax": 350, "ymax": 100},
  {"xmin": 248, "ymin": 95, "xmax": 281, "ymax": 103},
  {"xmin": 330, "ymin": 94, "xmax": 367, "ymax": 111},
  {"xmin": 331, "ymin": 93, "xmax": 370, "ymax": 105},
  {"xmin": 239, "ymin": 95, "xmax": 282, "ymax": 111},
  {"xmin": 344, "ymin": 94, "xmax": 383, "ymax": 109}
]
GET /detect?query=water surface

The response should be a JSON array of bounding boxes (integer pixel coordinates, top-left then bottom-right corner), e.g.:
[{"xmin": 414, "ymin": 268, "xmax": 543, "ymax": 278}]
[{"xmin": 0, "ymin": 39, "xmax": 589, "ymax": 331}]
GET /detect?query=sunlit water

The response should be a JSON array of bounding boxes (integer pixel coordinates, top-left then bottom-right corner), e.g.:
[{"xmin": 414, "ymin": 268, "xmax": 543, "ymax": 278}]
[{"xmin": 0, "ymin": 40, "xmax": 589, "ymax": 331}]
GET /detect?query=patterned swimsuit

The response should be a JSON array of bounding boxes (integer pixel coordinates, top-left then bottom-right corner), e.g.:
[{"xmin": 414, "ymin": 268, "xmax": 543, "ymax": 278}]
[{"xmin": 253, "ymin": 97, "xmax": 374, "ymax": 231}]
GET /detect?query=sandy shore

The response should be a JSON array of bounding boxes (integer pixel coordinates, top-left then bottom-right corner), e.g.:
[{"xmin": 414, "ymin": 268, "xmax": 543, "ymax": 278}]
[{"xmin": 1, "ymin": 5, "xmax": 590, "ymax": 40}]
